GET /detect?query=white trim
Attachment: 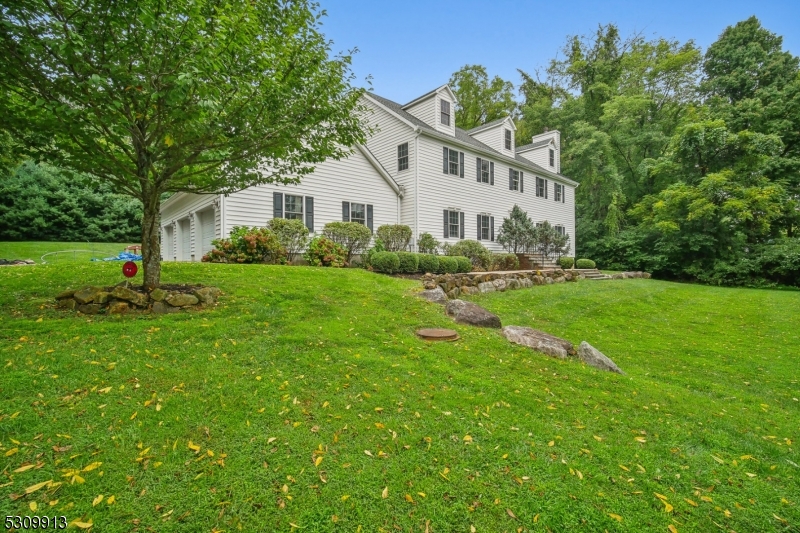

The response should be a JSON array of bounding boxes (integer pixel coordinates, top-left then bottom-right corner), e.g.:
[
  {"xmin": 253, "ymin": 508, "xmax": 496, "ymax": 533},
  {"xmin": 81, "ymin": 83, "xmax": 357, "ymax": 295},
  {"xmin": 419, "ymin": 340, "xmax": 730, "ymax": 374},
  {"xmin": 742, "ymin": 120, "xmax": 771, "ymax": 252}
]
[
  {"xmin": 401, "ymin": 84, "xmax": 458, "ymax": 109},
  {"xmin": 355, "ymin": 144, "xmax": 403, "ymax": 198}
]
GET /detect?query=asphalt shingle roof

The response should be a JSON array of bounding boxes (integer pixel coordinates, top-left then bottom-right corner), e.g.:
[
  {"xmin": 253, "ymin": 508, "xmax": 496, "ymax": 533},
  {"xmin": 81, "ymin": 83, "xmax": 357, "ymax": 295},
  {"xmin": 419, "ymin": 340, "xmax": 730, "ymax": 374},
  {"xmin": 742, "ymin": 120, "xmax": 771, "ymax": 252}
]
[
  {"xmin": 464, "ymin": 117, "xmax": 509, "ymax": 134},
  {"xmin": 516, "ymin": 138, "xmax": 553, "ymax": 152}
]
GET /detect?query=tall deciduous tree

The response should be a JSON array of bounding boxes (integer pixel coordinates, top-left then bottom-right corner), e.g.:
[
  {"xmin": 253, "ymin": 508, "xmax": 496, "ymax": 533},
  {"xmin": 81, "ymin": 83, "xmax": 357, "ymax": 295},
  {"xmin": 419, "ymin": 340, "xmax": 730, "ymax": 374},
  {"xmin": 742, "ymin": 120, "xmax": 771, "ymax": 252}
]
[
  {"xmin": 448, "ymin": 65, "xmax": 516, "ymax": 130},
  {"xmin": 0, "ymin": 0, "xmax": 368, "ymax": 288}
]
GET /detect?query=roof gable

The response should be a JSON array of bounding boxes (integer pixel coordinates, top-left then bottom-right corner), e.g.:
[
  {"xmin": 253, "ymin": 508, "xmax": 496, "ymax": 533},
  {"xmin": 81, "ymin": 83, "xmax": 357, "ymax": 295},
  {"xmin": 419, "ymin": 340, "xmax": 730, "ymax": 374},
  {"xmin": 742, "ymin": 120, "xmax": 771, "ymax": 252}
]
[
  {"xmin": 466, "ymin": 115, "xmax": 516, "ymax": 135},
  {"xmin": 401, "ymin": 84, "xmax": 458, "ymax": 109}
]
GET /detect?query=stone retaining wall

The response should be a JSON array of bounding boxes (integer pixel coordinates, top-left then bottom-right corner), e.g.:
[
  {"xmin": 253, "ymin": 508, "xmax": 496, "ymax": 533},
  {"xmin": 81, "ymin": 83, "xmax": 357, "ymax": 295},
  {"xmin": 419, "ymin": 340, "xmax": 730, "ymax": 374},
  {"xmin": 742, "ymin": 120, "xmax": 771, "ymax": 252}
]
[
  {"xmin": 422, "ymin": 269, "xmax": 580, "ymax": 300},
  {"xmin": 55, "ymin": 283, "xmax": 221, "ymax": 315}
]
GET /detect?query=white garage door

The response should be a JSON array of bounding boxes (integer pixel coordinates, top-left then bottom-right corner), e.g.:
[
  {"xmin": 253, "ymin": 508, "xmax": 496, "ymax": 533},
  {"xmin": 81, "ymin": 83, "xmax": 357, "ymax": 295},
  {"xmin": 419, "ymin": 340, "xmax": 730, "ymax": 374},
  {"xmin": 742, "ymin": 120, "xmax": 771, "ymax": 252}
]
[
  {"xmin": 163, "ymin": 226, "xmax": 174, "ymax": 260},
  {"xmin": 180, "ymin": 219, "xmax": 191, "ymax": 261},
  {"xmin": 199, "ymin": 209, "xmax": 216, "ymax": 257}
]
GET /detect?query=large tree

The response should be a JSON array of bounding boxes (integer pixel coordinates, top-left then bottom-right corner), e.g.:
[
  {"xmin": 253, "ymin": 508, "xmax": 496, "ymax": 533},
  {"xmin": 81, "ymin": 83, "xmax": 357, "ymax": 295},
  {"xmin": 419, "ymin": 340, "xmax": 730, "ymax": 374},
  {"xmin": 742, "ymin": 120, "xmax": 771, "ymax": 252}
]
[
  {"xmin": 0, "ymin": 0, "xmax": 368, "ymax": 288},
  {"xmin": 448, "ymin": 65, "xmax": 516, "ymax": 130}
]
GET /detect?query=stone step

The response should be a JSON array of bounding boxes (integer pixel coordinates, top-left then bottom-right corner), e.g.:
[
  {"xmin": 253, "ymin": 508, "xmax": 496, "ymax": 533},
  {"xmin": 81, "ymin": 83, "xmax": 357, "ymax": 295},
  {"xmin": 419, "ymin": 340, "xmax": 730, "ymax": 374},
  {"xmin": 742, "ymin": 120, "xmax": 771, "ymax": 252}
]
[{"xmin": 575, "ymin": 268, "xmax": 612, "ymax": 280}]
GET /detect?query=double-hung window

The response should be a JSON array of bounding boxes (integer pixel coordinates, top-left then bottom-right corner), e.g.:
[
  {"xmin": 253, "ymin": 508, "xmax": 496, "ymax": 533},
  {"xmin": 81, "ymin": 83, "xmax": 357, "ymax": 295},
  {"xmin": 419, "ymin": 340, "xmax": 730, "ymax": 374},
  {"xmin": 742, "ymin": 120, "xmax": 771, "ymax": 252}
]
[
  {"xmin": 555, "ymin": 225, "xmax": 566, "ymax": 237},
  {"xmin": 342, "ymin": 201, "xmax": 374, "ymax": 232},
  {"xmin": 440, "ymin": 100, "xmax": 450, "ymax": 126},
  {"xmin": 549, "ymin": 148, "xmax": 555, "ymax": 167},
  {"xmin": 477, "ymin": 214, "xmax": 494, "ymax": 241},
  {"xmin": 443, "ymin": 147, "xmax": 464, "ymax": 177},
  {"xmin": 505, "ymin": 129, "xmax": 512, "ymax": 150},
  {"xmin": 284, "ymin": 194, "xmax": 303, "ymax": 220},
  {"xmin": 509, "ymin": 169, "xmax": 522, "ymax": 192},
  {"xmin": 443, "ymin": 209, "xmax": 464, "ymax": 239},
  {"xmin": 476, "ymin": 157, "xmax": 493, "ymax": 184},
  {"xmin": 554, "ymin": 183, "xmax": 564, "ymax": 202},
  {"xmin": 273, "ymin": 192, "xmax": 314, "ymax": 232},
  {"xmin": 536, "ymin": 177, "xmax": 548, "ymax": 198},
  {"xmin": 397, "ymin": 143, "xmax": 409, "ymax": 171}
]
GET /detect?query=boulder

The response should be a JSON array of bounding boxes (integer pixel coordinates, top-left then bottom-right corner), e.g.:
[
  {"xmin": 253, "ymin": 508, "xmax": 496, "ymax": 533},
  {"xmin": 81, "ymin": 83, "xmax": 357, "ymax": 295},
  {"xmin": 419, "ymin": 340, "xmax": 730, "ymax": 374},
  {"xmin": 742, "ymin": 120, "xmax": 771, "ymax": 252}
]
[
  {"xmin": 545, "ymin": 277, "xmax": 554, "ymax": 285},
  {"xmin": 446, "ymin": 287, "xmax": 460, "ymax": 299},
  {"xmin": 553, "ymin": 276, "xmax": 566, "ymax": 283},
  {"xmin": 193, "ymin": 286, "xmax": 221, "ymax": 304},
  {"xmin": 500, "ymin": 326, "xmax": 575, "ymax": 359},
  {"xmin": 642, "ymin": 272, "xmax": 652, "ymax": 279},
  {"xmin": 532, "ymin": 275, "xmax": 545, "ymax": 286},
  {"xmin": 55, "ymin": 289, "xmax": 76, "ymax": 300},
  {"xmin": 418, "ymin": 286, "xmax": 448, "ymax": 305},
  {"xmin": 73, "ymin": 286, "xmax": 104, "ymax": 304},
  {"xmin": 577, "ymin": 341, "xmax": 624, "ymax": 374},
  {"xmin": 150, "ymin": 288, "xmax": 168, "ymax": 302},
  {"xmin": 107, "ymin": 301, "xmax": 129, "ymax": 314},
  {"xmin": 477, "ymin": 281, "xmax": 496, "ymax": 294},
  {"xmin": 445, "ymin": 299, "xmax": 501, "ymax": 328},
  {"xmin": 423, "ymin": 280, "xmax": 437, "ymax": 290},
  {"xmin": 57, "ymin": 298, "xmax": 77, "ymax": 310},
  {"xmin": 94, "ymin": 291, "xmax": 111, "ymax": 304},
  {"xmin": 461, "ymin": 286, "xmax": 480, "ymax": 296},
  {"xmin": 612, "ymin": 273, "xmax": 624, "ymax": 280},
  {"xmin": 110, "ymin": 286, "xmax": 149, "ymax": 307},
  {"xmin": 505, "ymin": 278, "xmax": 520, "ymax": 290},
  {"xmin": 77, "ymin": 303, "xmax": 102, "ymax": 315},
  {"xmin": 165, "ymin": 293, "xmax": 199, "ymax": 307},
  {"xmin": 519, "ymin": 278, "xmax": 533, "ymax": 288},
  {"xmin": 492, "ymin": 279, "xmax": 506, "ymax": 292},
  {"xmin": 152, "ymin": 301, "xmax": 180, "ymax": 314}
]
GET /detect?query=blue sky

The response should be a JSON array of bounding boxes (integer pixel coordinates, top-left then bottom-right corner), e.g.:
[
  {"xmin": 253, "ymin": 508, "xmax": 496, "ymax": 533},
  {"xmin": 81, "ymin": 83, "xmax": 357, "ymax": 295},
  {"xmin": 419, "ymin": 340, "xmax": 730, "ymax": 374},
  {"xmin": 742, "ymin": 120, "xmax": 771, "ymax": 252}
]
[{"xmin": 320, "ymin": 0, "xmax": 799, "ymax": 104}]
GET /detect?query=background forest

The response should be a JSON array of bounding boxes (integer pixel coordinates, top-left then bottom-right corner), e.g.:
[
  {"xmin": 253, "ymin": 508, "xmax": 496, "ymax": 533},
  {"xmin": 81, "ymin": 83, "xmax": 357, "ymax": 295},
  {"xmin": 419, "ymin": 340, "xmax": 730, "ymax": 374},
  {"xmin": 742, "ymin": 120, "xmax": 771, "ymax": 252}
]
[{"xmin": 450, "ymin": 16, "xmax": 800, "ymax": 286}]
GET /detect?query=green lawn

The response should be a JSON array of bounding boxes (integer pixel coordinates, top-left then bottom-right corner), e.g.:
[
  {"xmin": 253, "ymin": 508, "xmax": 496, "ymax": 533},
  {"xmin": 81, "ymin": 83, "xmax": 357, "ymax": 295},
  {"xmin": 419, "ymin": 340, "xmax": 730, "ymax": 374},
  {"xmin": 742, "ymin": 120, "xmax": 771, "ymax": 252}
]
[
  {"xmin": 0, "ymin": 242, "xmax": 137, "ymax": 264},
  {"xmin": 0, "ymin": 247, "xmax": 798, "ymax": 532}
]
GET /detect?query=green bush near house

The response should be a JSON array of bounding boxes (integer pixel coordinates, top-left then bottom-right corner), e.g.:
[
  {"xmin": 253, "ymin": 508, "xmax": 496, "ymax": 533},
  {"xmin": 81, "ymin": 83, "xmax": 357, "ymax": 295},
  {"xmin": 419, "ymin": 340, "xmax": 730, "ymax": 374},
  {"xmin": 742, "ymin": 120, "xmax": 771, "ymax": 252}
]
[
  {"xmin": 444, "ymin": 239, "xmax": 492, "ymax": 269},
  {"xmin": 202, "ymin": 226, "xmax": 286, "ymax": 264},
  {"xmin": 454, "ymin": 256, "xmax": 472, "ymax": 273},
  {"xmin": 266, "ymin": 218, "xmax": 310, "ymax": 263},
  {"xmin": 417, "ymin": 232, "xmax": 440, "ymax": 255},
  {"xmin": 376, "ymin": 224, "xmax": 412, "ymax": 252},
  {"xmin": 322, "ymin": 222, "xmax": 372, "ymax": 264},
  {"xmin": 418, "ymin": 253, "xmax": 439, "ymax": 274},
  {"xmin": 491, "ymin": 253, "xmax": 519, "ymax": 271},
  {"xmin": 576, "ymin": 258, "xmax": 596, "ymax": 269},
  {"xmin": 396, "ymin": 251, "xmax": 419, "ymax": 274},
  {"xmin": 559, "ymin": 256, "xmax": 575, "ymax": 269},
  {"xmin": 370, "ymin": 251, "xmax": 400, "ymax": 273},
  {"xmin": 303, "ymin": 236, "xmax": 346, "ymax": 267},
  {"xmin": 437, "ymin": 255, "xmax": 459, "ymax": 274}
]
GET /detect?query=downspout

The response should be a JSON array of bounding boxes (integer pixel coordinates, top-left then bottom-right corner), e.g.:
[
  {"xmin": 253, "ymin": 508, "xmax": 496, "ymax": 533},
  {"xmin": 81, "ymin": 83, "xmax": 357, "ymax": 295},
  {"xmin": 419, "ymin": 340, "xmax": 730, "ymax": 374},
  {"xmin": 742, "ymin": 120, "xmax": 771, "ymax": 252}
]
[
  {"xmin": 220, "ymin": 194, "xmax": 225, "ymax": 239},
  {"xmin": 414, "ymin": 128, "xmax": 420, "ymax": 252}
]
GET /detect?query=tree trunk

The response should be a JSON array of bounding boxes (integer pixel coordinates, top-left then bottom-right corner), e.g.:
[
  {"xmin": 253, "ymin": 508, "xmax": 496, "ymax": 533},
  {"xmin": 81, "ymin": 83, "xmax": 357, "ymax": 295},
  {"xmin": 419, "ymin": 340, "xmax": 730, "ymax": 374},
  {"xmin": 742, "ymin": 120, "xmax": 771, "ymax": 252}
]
[{"xmin": 141, "ymin": 193, "xmax": 162, "ymax": 290}]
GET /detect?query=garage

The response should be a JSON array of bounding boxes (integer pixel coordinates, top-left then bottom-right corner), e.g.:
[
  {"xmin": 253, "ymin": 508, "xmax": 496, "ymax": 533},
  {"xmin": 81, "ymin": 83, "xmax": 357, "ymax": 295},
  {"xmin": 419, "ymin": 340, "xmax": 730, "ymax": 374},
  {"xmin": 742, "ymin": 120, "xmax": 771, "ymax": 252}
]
[{"xmin": 198, "ymin": 208, "xmax": 216, "ymax": 258}]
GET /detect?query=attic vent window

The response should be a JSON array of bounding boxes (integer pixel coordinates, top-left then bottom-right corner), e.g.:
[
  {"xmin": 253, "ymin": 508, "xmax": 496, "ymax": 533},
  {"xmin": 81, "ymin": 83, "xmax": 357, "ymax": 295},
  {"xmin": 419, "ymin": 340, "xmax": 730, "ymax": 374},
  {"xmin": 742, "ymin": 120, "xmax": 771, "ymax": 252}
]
[
  {"xmin": 440, "ymin": 100, "xmax": 450, "ymax": 126},
  {"xmin": 505, "ymin": 129, "xmax": 512, "ymax": 150}
]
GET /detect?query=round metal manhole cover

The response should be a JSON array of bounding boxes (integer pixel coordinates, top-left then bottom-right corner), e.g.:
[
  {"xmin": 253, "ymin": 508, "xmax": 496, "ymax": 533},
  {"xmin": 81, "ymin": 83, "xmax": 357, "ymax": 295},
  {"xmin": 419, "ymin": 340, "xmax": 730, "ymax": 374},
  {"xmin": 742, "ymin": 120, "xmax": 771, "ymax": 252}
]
[{"xmin": 416, "ymin": 328, "xmax": 459, "ymax": 341}]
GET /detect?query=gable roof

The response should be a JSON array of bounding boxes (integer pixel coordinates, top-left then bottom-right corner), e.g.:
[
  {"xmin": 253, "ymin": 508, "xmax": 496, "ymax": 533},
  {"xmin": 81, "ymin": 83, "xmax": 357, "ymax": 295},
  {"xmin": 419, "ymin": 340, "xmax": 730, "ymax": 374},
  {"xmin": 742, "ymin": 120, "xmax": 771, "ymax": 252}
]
[
  {"xmin": 355, "ymin": 144, "xmax": 403, "ymax": 197},
  {"xmin": 516, "ymin": 138, "xmax": 554, "ymax": 152},
  {"xmin": 465, "ymin": 116, "xmax": 516, "ymax": 135},
  {"xmin": 401, "ymin": 84, "xmax": 458, "ymax": 109},
  {"xmin": 364, "ymin": 92, "xmax": 577, "ymax": 186}
]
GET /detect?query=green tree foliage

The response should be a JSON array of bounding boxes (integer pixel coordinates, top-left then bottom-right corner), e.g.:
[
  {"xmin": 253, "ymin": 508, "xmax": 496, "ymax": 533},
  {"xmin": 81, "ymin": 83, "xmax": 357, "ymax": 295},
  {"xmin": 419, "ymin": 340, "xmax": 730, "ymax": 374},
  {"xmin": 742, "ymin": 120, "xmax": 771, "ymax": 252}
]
[
  {"xmin": 375, "ymin": 224, "xmax": 412, "ymax": 252},
  {"xmin": 322, "ymin": 222, "xmax": 372, "ymax": 264},
  {"xmin": 266, "ymin": 218, "xmax": 310, "ymax": 263},
  {"xmin": 0, "ymin": 161, "xmax": 142, "ymax": 242},
  {"xmin": 0, "ymin": 0, "xmax": 367, "ymax": 288},
  {"xmin": 449, "ymin": 65, "xmax": 516, "ymax": 130},
  {"xmin": 497, "ymin": 205, "xmax": 536, "ymax": 253}
]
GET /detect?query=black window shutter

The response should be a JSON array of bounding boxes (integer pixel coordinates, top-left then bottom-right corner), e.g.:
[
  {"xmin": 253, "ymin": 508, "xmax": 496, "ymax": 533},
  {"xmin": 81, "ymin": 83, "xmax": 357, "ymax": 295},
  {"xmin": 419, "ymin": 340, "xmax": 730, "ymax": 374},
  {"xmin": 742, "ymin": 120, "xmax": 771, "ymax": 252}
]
[
  {"xmin": 477, "ymin": 214, "xmax": 482, "ymax": 240},
  {"xmin": 459, "ymin": 211, "xmax": 465, "ymax": 239},
  {"xmin": 459, "ymin": 152, "xmax": 464, "ymax": 178},
  {"xmin": 443, "ymin": 210, "xmax": 449, "ymax": 238},
  {"xmin": 305, "ymin": 197, "xmax": 314, "ymax": 233},
  {"xmin": 476, "ymin": 157, "xmax": 481, "ymax": 183},
  {"xmin": 366, "ymin": 204, "xmax": 373, "ymax": 233},
  {"xmin": 443, "ymin": 147, "xmax": 448, "ymax": 174},
  {"xmin": 490, "ymin": 162, "xmax": 494, "ymax": 185},
  {"xmin": 545, "ymin": 180, "xmax": 549, "ymax": 199},
  {"xmin": 342, "ymin": 201, "xmax": 350, "ymax": 222},
  {"xmin": 508, "ymin": 168, "xmax": 513, "ymax": 190},
  {"xmin": 520, "ymin": 171, "xmax": 524, "ymax": 193},
  {"xmin": 273, "ymin": 192, "xmax": 283, "ymax": 219},
  {"xmin": 490, "ymin": 216, "xmax": 495, "ymax": 241},
  {"xmin": 563, "ymin": 186, "xmax": 566, "ymax": 203}
]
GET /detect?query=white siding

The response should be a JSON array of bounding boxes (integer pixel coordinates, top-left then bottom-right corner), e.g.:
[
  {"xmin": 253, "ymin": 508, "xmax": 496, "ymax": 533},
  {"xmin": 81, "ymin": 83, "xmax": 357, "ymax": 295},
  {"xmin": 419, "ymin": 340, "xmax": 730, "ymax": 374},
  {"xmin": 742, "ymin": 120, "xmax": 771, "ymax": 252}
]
[
  {"xmin": 160, "ymin": 193, "xmax": 219, "ymax": 261},
  {"xmin": 433, "ymin": 92, "xmax": 456, "ymax": 136},
  {"xmin": 403, "ymin": 96, "xmax": 437, "ymax": 127},
  {"xmin": 521, "ymin": 131, "xmax": 561, "ymax": 173},
  {"xmin": 415, "ymin": 136, "xmax": 576, "ymax": 254},
  {"xmin": 223, "ymin": 147, "xmax": 399, "ymax": 238},
  {"xmin": 470, "ymin": 119, "xmax": 515, "ymax": 157}
]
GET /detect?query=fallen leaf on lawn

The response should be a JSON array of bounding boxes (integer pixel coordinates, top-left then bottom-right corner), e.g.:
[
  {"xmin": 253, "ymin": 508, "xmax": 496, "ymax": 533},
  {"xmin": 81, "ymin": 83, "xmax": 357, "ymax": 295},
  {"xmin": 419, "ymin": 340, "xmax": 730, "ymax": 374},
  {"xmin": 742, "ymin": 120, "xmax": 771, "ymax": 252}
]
[
  {"xmin": 593, "ymin": 435, "xmax": 603, "ymax": 441},
  {"xmin": 364, "ymin": 450, "xmax": 373, "ymax": 457},
  {"xmin": 98, "ymin": 387, "xmax": 112, "ymax": 394},
  {"xmin": 506, "ymin": 508, "xmax": 518, "ymax": 520},
  {"xmin": 14, "ymin": 464, "xmax": 36, "ymax": 473},
  {"xmin": 24, "ymin": 480, "xmax": 52, "ymax": 494},
  {"xmin": 70, "ymin": 520, "xmax": 93, "ymax": 529},
  {"xmin": 106, "ymin": 495, "xmax": 116, "ymax": 505},
  {"xmin": 608, "ymin": 513, "xmax": 623, "ymax": 522},
  {"xmin": 711, "ymin": 455, "xmax": 724, "ymax": 464},
  {"xmin": 29, "ymin": 501, "xmax": 38, "ymax": 511},
  {"xmin": 92, "ymin": 495, "xmax": 103, "ymax": 506},
  {"xmin": 82, "ymin": 462, "xmax": 102, "ymax": 472},
  {"xmin": 315, "ymin": 456, "xmax": 323, "ymax": 467},
  {"xmin": 663, "ymin": 502, "xmax": 674, "ymax": 513},
  {"xmin": 188, "ymin": 441, "xmax": 200, "ymax": 452},
  {"xmin": 267, "ymin": 437, "xmax": 277, "ymax": 444},
  {"xmin": 5, "ymin": 448, "xmax": 19, "ymax": 457},
  {"xmin": 700, "ymin": 496, "xmax": 713, "ymax": 503},
  {"xmin": 341, "ymin": 495, "xmax": 350, "ymax": 502},
  {"xmin": 619, "ymin": 465, "xmax": 630, "ymax": 472},
  {"xmin": 463, "ymin": 435, "xmax": 473, "ymax": 443},
  {"xmin": 405, "ymin": 494, "xmax": 414, "ymax": 503},
  {"xmin": 381, "ymin": 487, "xmax": 388, "ymax": 499},
  {"xmin": 684, "ymin": 498, "xmax": 698, "ymax": 507},
  {"xmin": 668, "ymin": 525, "xmax": 678, "ymax": 533},
  {"xmin": 635, "ymin": 437, "xmax": 647, "ymax": 443},
  {"xmin": 654, "ymin": 493, "xmax": 669, "ymax": 502},
  {"xmin": 746, "ymin": 473, "xmax": 757, "ymax": 478}
]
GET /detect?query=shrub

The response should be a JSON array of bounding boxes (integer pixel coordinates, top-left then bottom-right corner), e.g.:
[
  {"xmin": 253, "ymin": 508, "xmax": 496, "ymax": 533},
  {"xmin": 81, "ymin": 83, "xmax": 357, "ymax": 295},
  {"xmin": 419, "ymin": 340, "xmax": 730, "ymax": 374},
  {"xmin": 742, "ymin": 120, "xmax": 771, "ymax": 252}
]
[
  {"xmin": 454, "ymin": 256, "xmax": 472, "ymax": 273},
  {"xmin": 362, "ymin": 238, "xmax": 386, "ymax": 268},
  {"xmin": 418, "ymin": 253, "xmax": 439, "ymax": 274},
  {"xmin": 445, "ymin": 239, "xmax": 492, "ymax": 269},
  {"xmin": 437, "ymin": 255, "xmax": 458, "ymax": 274},
  {"xmin": 576, "ymin": 258, "xmax": 596, "ymax": 269},
  {"xmin": 396, "ymin": 251, "xmax": 419, "ymax": 274},
  {"xmin": 266, "ymin": 218, "xmax": 309, "ymax": 262},
  {"xmin": 491, "ymin": 253, "xmax": 519, "ymax": 271},
  {"xmin": 417, "ymin": 232, "xmax": 440, "ymax": 255},
  {"xmin": 371, "ymin": 251, "xmax": 400, "ymax": 273},
  {"xmin": 322, "ymin": 222, "xmax": 372, "ymax": 264},
  {"xmin": 303, "ymin": 236, "xmax": 346, "ymax": 267},
  {"xmin": 559, "ymin": 256, "xmax": 575, "ymax": 269},
  {"xmin": 202, "ymin": 226, "xmax": 286, "ymax": 264},
  {"xmin": 376, "ymin": 224, "xmax": 412, "ymax": 251}
]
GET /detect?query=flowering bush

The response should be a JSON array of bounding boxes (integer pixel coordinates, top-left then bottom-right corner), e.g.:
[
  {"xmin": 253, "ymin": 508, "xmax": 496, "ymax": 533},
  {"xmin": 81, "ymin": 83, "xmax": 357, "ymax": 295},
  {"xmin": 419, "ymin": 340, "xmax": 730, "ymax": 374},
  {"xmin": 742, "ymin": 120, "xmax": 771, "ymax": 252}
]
[
  {"xmin": 202, "ymin": 226, "xmax": 286, "ymax": 264},
  {"xmin": 304, "ymin": 236, "xmax": 347, "ymax": 267}
]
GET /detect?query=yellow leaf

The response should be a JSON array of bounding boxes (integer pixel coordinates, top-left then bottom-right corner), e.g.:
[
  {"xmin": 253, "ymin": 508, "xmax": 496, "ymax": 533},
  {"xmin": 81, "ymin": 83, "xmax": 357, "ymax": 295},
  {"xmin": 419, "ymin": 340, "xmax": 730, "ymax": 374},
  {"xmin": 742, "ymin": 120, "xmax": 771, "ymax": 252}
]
[
  {"xmin": 341, "ymin": 495, "xmax": 350, "ymax": 502},
  {"xmin": 684, "ymin": 498, "xmax": 698, "ymax": 507},
  {"xmin": 608, "ymin": 513, "xmax": 623, "ymax": 522},
  {"xmin": 14, "ymin": 464, "xmax": 36, "ymax": 473},
  {"xmin": 71, "ymin": 474, "xmax": 85, "ymax": 484},
  {"xmin": 98, "ymin": 387, "xmax": 112, "ymax": 394},
  {"xmin": 381, "ymin": 487, "xmax": 388, "ymax": 499},
  {"xmin": 405, "ymin": 494, "xmax": 414, "ymax": 503},
  {"xmin": 506, "ymin": 508, "xmax": 518, "ymax": 520},
  {"xmin": 188, "ymin": 441, "xmax": 200, "ymax": 452},
  {"xmin": 5, "ymin": 448, "xmax": 19, "ymax": 457},
  {"xmin": 635, "ymin": 437, "xmax": 647, "ymax": 443},
  {"xmin": 71, "ymin": 520, "xmax": 93, "ymax": 529},
  {"xmin": 164, "ymin": 134, "xmax": 174, "ymax": 147},
  {"xmin": 29, "ymin": 501, "xmax": 38, "ymax": 512},
  {"xmin": 364, "ymin": 450, "xmax": 373, "ymax": 457},
  {"xmin": 668, "ymin": 525, "xmax": 678, "ymax": 533},
  {"xmin": 417, "ymin": 492, "xmax": 426, "ymax": 498},
  {"xmin": 711, "ymin": 455, "xmax": 724, "ymax": 464},
  {"xmin": 664, "ymin": 502, "xmax": 674, "ymax": 513},
  {"xmin": 463, "ymin": 435, "xmax": 473, "ymax": 443},
  {"xmin": 548, "ymin": 441, "xmax": 555, "ymax": 447},
  {"xmin": 315, "ymin": 456, "xmax": 323, "ymax": 467},
  {"xmin": 24, "ymin": 480, "xmax": 52, "ymax": 494},
  {"xmin": 82, "ymin": 462, "xmax": 102, "ymax": 472},
  {"xmin": 92, "ymin": 494, "xmax": 104, "ymax": 506},
  {"xmin": 655, "ymin": 493, "xmax": 669, "ymax": 501},
  {"xmin": 130, "ymin": 411, "xmax": 137, "ymax": 420},
  {"xmin": 375, "ymin": 423, "xmax": 385, "ymax": 429},
  {"xmin": 593, "ymin": 435, "xmax": 603, "ymax": 441},
  {"xmin": 700, "ymin": 496, "xmax": 713, "ymax": 503},
  {"xmin": 267, "ymin": 437, "xmax": 277, "ymax": 444},
  {"xmin": 619, "ymin": 464, "xmax": 630, "ymax": 471},
  {"xmin": 107, "ymin": 495, "xmax": 116, "ymax": 505},
  {"xmin": 281, "ymin": 484, "xmax": 289, "ymax": 493},
  {"xmin": 746, "ymin": 472, "xmax": 757, "ymax": 478}
]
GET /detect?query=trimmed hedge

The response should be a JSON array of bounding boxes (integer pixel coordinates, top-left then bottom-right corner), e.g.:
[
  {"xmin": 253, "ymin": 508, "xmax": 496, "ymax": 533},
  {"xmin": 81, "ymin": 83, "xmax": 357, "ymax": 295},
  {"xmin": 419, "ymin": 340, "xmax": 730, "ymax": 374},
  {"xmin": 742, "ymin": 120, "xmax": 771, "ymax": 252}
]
[
  {"xmin": 559, "ymin": 256, "xmax": 575, "ymax": 269},
  {"xmin": 437, "ymin": 256, "xmax": 459, "ymax": 274},
  {"xmin": 418, "ymin": 254, "xmax": 439, "ymax": 274},
  {"xmin": 576, "ymin": 258, "xmax": 596, "ymax": 269},
  {"xmin": 396, "ymin": 251, "xmax": 419, "ymax": 274},
  {"xmin": 371, "ymin": 251, "xmax": 400, "ymax": 273},
  {"xmin": 491, "ymin": 253, "xmax": 519, "ymax": 271},
  {"xmin": 454, "ymin": 256, "xmax": 472, "ymax": 273}
]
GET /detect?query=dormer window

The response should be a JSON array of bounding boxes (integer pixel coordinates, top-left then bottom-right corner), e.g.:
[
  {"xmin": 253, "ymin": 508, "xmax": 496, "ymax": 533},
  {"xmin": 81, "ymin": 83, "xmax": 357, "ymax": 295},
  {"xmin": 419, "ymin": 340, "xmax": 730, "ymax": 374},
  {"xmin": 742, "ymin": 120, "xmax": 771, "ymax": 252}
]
[
  {"xmin": 505, "ymin": 129, "xmax": 512, "ymax": 150},
  {"xmin": 549, "ymin": 148, "xmax": 555, "ymax": 167},
  {"xmin": 440, "ymin": 100, "xmax": 450, "ymax": 126}
]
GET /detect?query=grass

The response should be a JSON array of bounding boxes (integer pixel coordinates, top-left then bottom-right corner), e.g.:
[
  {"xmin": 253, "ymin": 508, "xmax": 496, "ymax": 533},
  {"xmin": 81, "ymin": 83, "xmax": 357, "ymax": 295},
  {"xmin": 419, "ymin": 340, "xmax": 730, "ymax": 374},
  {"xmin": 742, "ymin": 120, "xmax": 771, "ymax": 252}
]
[
  {"xmin": 0, "ymin": 243, "xmax": 798, "ymax": 532},
  {"xmin": 0, "ymin": 242, "xmax": 136, "ymax": 264}
]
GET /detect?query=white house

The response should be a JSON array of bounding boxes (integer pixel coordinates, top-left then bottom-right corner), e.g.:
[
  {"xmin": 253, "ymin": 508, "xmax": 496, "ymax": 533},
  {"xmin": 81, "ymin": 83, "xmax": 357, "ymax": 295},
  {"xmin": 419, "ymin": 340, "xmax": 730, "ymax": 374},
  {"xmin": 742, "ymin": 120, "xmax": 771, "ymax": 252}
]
[{"xmin": 160, "ymin": 83, "xmax": 577, "ymax": 261}]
